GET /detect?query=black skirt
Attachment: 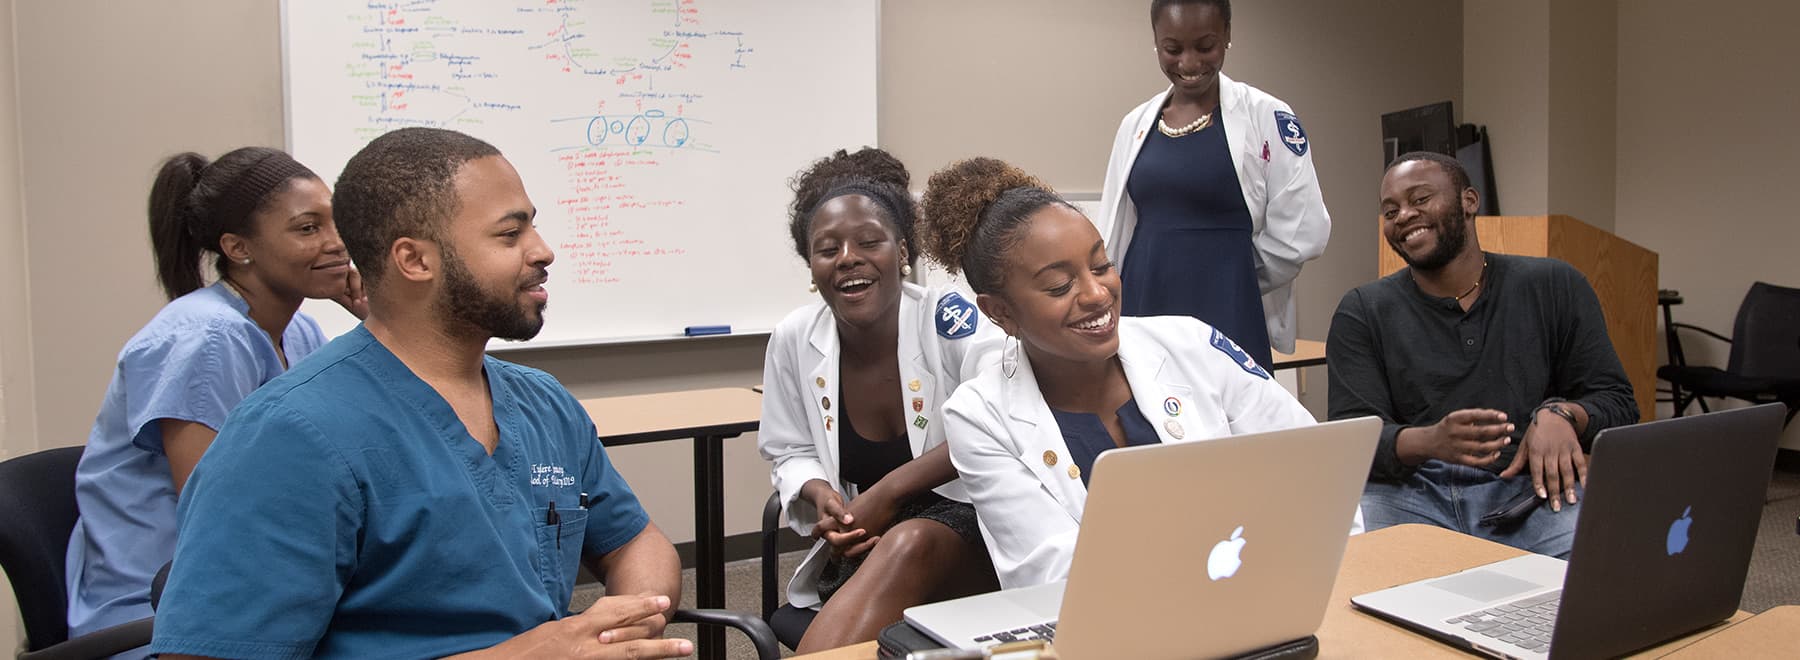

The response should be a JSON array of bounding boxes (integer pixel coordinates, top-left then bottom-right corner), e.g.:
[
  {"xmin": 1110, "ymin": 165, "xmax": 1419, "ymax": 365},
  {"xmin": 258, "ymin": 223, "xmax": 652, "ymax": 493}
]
[{"xmin": 814, "ymin": 492, "xmax": 985, "ymax": 603}]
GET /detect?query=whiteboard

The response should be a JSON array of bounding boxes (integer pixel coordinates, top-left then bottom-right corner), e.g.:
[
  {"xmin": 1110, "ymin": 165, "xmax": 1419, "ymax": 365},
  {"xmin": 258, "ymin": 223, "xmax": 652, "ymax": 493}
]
[{"xmin": 282, "ymin": 0, "xmax": 878, "ymax": 349}]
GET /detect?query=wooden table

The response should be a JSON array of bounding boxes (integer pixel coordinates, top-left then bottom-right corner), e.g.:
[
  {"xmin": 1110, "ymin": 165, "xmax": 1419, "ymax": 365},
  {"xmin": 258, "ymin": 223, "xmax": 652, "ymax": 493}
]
[
  {"xmin": 1271, "ymin": 338, "xmax": 1326, "ymax": 370},
  {"xmin": 792, "ymin": 524, "xmax": 1753, "ymax": 659},
  {"xmin": 583, "ymin": 387, "xmax": 763, "ymax": 660}
]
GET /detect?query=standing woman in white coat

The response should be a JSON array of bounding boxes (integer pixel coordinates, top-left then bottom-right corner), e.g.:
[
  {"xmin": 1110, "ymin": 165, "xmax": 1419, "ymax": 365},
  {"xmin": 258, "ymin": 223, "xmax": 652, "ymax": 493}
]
[
  {"xmin": 919, "ymin": 158, "xmax": 1327, "ymax": 589},
  {"xmin": 759, "ymin": 148, "xmax": 1001, "ymax": 651},
  {"xmin": 1098, "ymin": 0, "xmax": 1330, "ymax": 370}
]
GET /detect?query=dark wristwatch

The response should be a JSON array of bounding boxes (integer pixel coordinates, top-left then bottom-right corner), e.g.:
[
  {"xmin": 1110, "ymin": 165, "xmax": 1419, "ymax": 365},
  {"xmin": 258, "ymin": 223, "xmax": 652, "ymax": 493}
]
[{"xmin": 1533, "ymin": 398, "xmax": 1578, "ymax": 430}]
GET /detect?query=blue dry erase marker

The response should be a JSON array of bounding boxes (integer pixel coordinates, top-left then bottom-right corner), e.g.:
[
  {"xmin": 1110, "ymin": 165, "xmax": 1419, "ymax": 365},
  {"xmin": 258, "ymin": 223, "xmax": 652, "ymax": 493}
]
[{"xmin": 685, "ymin": 325, "xmax": 731, "ymax": 337}]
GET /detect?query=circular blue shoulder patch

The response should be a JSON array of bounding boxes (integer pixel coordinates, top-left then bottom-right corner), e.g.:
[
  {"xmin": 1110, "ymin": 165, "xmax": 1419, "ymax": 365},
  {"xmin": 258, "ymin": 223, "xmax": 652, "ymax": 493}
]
[{"xmin": 935, "ymin": 292, "xmax": 978, "ymax": 340}]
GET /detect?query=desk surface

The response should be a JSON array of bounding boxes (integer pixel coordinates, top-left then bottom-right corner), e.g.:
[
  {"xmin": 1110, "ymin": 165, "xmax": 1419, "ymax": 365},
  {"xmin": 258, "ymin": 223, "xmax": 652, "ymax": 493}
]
[
  {"xmin": 1271, "ymin": 338, "xmax": 1326, "ymax": 370},
  {"xmin": 792, "ymin": 524, "xmax": 1752, "ymax": 659},
  {"xmin": 581, "ymin": 387, "xmax": 762, "ymax": 444}
]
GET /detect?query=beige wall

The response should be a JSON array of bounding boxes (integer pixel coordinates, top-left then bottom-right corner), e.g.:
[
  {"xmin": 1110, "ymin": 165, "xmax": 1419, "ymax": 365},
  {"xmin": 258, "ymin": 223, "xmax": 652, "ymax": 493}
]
[
  {"xmin": 1547, "ymin": 0, "xmax": 1617, "ymax": 231},
  {"xmin": 1613, "ymin": 0, "xmax": 1800, "ymax": 433},
  {"xmin": 1, "ymin": 0, "xmax": 26, "ymax": 650},
  {"xmin": 1464, "ymin": 0, "xmax": 1551, "ymax": 216}
]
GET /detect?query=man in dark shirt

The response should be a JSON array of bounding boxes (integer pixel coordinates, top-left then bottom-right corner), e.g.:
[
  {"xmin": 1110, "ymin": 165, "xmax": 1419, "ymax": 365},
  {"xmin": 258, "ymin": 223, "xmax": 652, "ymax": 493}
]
[{"xmin": 1328, "ymin": 152, "xmax": 1636, "ymax": 558}]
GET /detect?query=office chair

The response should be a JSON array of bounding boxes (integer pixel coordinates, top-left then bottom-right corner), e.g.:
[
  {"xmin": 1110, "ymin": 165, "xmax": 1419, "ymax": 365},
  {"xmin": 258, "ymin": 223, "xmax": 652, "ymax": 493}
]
[
  {"xmin": 762, "ymin": 491, "xmax": 817, "ymax": 650},
  {"xmin": 0, "ymin": 447, "xmax": 154, "ymax": 660},
  {"xmin": 1657, "ymin": 282, "xmax": 1800, "ymax": 425}
]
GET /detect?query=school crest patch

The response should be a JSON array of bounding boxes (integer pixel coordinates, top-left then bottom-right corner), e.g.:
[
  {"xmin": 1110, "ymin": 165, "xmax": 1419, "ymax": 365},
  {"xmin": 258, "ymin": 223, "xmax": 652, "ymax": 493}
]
[
  {"xmin": 935, "ymin": 292, "xmax": 978, "ymax": 339},
  {"xmin": 1211, "ymin": 328, "xmax": 1271, "ymax": 379},
  {"xmin": 1274, "ymin": 110, "xmax": 1308, "ymax": 157}
]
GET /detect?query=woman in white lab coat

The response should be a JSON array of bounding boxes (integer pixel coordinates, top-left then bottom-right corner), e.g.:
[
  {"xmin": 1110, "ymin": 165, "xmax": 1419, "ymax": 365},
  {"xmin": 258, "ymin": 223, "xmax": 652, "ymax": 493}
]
[
  {"xmin": 918, "ymin": 157, "xmax": 1332, "ymax": 589},
  {"xmin": 1097, "ymin": 0, "xmax": 1330, "ymax": 370},
  {"xmin": 759, "ymin": 148, "xmax": 1002, "ymax": 651}
]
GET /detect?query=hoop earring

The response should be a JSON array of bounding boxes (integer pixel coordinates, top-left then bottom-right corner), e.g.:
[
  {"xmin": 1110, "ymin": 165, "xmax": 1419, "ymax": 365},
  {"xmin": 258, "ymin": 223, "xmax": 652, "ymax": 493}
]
[{"xmin": 1001, "ymin": 335, "xmax": 1020, "ymax": 379}]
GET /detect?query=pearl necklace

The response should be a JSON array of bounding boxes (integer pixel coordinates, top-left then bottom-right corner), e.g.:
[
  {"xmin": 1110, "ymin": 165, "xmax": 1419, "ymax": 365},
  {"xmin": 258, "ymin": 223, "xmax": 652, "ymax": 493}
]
[{"xmin": 1157, "ymin": 110, "xmax": 1213, "ymax": 138}]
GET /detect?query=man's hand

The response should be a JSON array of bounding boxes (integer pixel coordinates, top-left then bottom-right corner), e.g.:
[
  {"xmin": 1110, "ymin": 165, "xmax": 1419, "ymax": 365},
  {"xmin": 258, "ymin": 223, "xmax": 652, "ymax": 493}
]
[
  {"xmin": 452, "ymin": 594, "xmax": 691, "ymax": 659},
  {"xmin": 1500, "ymin": 407, "xmax": 1586, "ymax": 511},
  {"xmin": 1412, "ymin": 409, "xmax": 1515, "ymax": 467}
]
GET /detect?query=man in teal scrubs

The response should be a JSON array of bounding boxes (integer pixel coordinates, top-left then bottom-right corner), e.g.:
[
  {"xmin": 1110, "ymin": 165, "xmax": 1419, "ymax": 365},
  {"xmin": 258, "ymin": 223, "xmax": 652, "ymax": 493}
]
[{"xmin": 151, "ymin": 128, "xmax": 692, "ymax": 659}]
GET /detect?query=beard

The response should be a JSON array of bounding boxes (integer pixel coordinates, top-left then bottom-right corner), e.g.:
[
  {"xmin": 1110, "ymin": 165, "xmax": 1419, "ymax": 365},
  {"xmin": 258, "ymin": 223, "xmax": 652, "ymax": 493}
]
[
  {"xmin": 435, "ymin": 245, "xmax": 547, "ymax": 342},
  {"xmin": 1393, "ymin": 202, "xmax": 1469, "ymax": 272}
]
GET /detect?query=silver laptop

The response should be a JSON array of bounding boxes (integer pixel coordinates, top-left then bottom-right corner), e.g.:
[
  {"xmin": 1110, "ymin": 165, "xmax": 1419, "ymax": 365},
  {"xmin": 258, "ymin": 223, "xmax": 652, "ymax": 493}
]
[
  {"xmin": 904, "ymin": 417, "xmax": 1380, "ymax": 660},
  {"xmin": 1352, "ymin": 404, "xmax": 1785, "ymax": 660}
]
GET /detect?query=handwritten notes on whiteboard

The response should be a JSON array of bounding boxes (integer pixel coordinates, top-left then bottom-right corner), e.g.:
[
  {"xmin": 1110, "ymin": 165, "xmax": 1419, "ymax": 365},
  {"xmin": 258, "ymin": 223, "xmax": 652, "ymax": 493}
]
[{"xmin": 285, "ymin": 0, "xmax": 876, "ymax": 347}]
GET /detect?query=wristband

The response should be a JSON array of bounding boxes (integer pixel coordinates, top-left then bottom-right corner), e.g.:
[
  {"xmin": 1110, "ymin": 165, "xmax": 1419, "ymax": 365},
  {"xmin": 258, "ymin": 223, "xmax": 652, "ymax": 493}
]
[{"xmin": 1533, "ymin": 398, "xmax": 1578, "ymax": 431}]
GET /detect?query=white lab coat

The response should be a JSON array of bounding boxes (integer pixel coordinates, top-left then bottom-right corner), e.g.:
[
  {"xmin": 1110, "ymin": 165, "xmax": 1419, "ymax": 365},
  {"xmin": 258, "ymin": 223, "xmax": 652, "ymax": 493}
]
[
  {"xmin": 944, "ymin": 315, "xmax": 1345, "ymax": 590},
  {"xmin": 759, "ymin": 282, "xmax": 1003, "ymax": 608},
  {"xmin": 1097, "ymin": 74, "xmax": 1331, "ymax": 353}
]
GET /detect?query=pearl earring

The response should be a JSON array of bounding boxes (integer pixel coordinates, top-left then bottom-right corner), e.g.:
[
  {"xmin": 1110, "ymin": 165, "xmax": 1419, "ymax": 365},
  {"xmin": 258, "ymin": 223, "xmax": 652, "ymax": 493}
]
[
  {"xmin": 808, "ymin": 282, "xmax": 818, "ymax": 293},
  {"xmin": 901, "ymin": 263, "xmax": 913, "ymax": 277},
  {"xmin": 241, "ymin": 258, "xmax": 252, "ymax": 265}
]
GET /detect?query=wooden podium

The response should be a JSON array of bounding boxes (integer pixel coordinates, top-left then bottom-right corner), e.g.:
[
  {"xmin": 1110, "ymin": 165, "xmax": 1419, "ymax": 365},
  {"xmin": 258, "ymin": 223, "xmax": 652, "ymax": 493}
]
[{"xmin": 1378, "ymin": 215, "xmax": 1658, "ymax": 421}]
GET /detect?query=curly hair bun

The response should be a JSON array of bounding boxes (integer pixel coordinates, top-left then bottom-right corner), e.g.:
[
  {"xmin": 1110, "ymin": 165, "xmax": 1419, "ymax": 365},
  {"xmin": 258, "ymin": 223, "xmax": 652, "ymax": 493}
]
[{"xmin": 918, "ymin": 157, "xmax": 1045, "ymax": 275}]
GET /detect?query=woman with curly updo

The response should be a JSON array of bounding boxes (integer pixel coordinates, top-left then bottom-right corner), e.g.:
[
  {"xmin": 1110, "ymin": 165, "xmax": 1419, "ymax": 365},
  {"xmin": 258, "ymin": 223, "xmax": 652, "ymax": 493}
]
[
  {"xmin": 758, "ymin": 148, "xmax": 1001, "ymax": 651},
  {"xmin": 918, "ymin": 157, "xmax": 1329, "ymax": 589}
]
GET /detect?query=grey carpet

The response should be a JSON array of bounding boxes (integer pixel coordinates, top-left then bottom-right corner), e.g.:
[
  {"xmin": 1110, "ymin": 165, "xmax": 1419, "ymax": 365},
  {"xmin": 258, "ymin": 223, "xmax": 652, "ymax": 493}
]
[{"xmin": 575, "ymin": 470, "xmax": 1800, "ymax": 660}]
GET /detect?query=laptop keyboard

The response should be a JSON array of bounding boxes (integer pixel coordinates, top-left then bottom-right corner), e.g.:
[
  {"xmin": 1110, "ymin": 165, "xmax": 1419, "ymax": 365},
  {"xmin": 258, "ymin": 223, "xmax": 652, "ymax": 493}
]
[
  {"xmin": 971, "ymin": 621, "xmax": 1056, "ymax": 645},
  {"xmin": 1445, "ymin": 590, "xmax": 1562, "ymax": 652}
]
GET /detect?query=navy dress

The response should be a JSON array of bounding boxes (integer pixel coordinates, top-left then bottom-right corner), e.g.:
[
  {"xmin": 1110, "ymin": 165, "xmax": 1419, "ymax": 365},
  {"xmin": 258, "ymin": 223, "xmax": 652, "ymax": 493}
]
[
  {"xmin": 1049, "ymin": 397, "xmax": 1162, "ymax": 487},
  {"xmin": 1120, "ymin": 107, "xmax": 1274, "ymax": 370}
]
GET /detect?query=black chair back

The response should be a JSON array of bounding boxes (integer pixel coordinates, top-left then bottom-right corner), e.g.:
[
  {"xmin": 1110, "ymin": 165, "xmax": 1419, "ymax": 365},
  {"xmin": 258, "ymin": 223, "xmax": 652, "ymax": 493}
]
[
  {"xmin": 1729, "ymin": 282, "xmax": 1800, "ymax": 380},
  {"xmin": 0, "ymin": 446, "xmax": 85, "ymax": 651}
]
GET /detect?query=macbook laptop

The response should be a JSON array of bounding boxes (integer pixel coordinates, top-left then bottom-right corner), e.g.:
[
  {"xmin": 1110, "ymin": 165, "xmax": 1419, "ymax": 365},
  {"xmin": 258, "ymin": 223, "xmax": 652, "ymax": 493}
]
[
  {"xmin": 904, "ymin": 416, "xmax": 1380, "ymax": 660},
  {"xmin": 1352, "ymin": 403, "xmax": 1785, "ymax": 660}
]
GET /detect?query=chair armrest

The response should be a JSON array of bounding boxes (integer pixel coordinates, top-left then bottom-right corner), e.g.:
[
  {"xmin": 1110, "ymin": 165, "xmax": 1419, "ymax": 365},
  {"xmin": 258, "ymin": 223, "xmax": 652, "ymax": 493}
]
[
  {"xmin": 152, "ymin": 561, "xmax": 171, "ymax": 610},
  {"xmin": 18, "ymin": 618, "xmax": 154, "ymax": 660},
  {"xmin": 761, "ymin": 491, "xmax": 782, "ymax": 620},
  {"xmin": 1670, "ymin": 322, "xmax": 1733, "ymax": 344},
  {"xmin": 674, "ymin": 608, "xmax": 780, "ymax": 660}
]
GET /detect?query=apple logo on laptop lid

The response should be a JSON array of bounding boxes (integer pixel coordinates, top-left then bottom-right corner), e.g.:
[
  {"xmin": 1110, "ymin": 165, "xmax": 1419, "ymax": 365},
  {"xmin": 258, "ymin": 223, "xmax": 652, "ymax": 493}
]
[
  {"xmin": 1667, "ymin": 506, "xmax": 1693, "ymax": 556},
  {"xmin": 1208, "ymin": 526, "xmax": 1247, "ymax": 580}
]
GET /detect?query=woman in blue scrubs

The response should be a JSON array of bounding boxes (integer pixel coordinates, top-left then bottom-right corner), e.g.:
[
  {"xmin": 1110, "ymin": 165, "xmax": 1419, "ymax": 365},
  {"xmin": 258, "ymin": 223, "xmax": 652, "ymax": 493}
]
[{"xmin": 64, "ymin": 147, "xmax": 366, "ymax": 651}]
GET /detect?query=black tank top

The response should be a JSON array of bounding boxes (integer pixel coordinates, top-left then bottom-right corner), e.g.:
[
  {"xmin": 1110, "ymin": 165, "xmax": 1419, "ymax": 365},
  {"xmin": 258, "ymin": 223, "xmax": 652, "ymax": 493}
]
[{"xmin": 837, "ymin": 393, "xmax": 913, "ymax": 490}]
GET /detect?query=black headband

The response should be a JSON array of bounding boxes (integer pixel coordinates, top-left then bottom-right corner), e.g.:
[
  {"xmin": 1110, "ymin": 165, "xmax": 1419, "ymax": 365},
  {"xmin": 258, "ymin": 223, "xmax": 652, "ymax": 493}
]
[
  {"xmin": 812, "ymin": 181, "xmax": 907, "ymax": 231},
  {"xmin": 199, "ymin": 152, "xmax": 315, "ymax": 241}
]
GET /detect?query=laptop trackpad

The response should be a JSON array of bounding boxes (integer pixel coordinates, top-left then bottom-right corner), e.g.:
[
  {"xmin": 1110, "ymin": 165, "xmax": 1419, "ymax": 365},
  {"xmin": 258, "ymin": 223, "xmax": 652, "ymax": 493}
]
[{"xmin": 1427, "ymin": 570, "xmax": 1543, "ymax": 603}]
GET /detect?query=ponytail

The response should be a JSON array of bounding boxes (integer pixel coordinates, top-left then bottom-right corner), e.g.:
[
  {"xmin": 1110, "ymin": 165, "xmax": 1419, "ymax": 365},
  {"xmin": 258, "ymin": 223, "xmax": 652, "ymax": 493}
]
[{"xmin": 147, "ymin": 152, "xmax": 211, "ymax": 300}]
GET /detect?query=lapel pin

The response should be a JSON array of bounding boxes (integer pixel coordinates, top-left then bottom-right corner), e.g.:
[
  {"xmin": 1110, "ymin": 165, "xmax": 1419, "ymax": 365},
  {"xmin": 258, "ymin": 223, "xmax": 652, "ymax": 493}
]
[
  {"xmin": 816, "ymin": 376, "xmax": 826, "ymax": 388},
  {"xmin": 1165, "ymin": 419, "xmax": 1185, "ymax": 439},
  {"xmin": 909, "ymin": 379, "xmax": 922, "ymax": 392},
  {"xmin": 1068, "ymin": 463, "xmax": 1081, "ymax": 480},
  {"xmin": 821, "ymin": 396, "xmax": 831, "ymax": 410},
  {"xmin": 1043, "ymin": 450, "xmax": 1058, "ymax": 467}
]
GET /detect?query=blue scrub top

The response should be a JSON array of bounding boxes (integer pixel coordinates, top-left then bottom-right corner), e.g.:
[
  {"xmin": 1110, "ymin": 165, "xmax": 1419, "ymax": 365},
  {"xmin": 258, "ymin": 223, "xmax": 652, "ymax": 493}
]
[
  {"xmin": 149, "ymin": 325, "xmax": 649, "ymax": 660},
  {"xmin": 66, "ymin": 282, "xmax": 325, "ymax": 651}
]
